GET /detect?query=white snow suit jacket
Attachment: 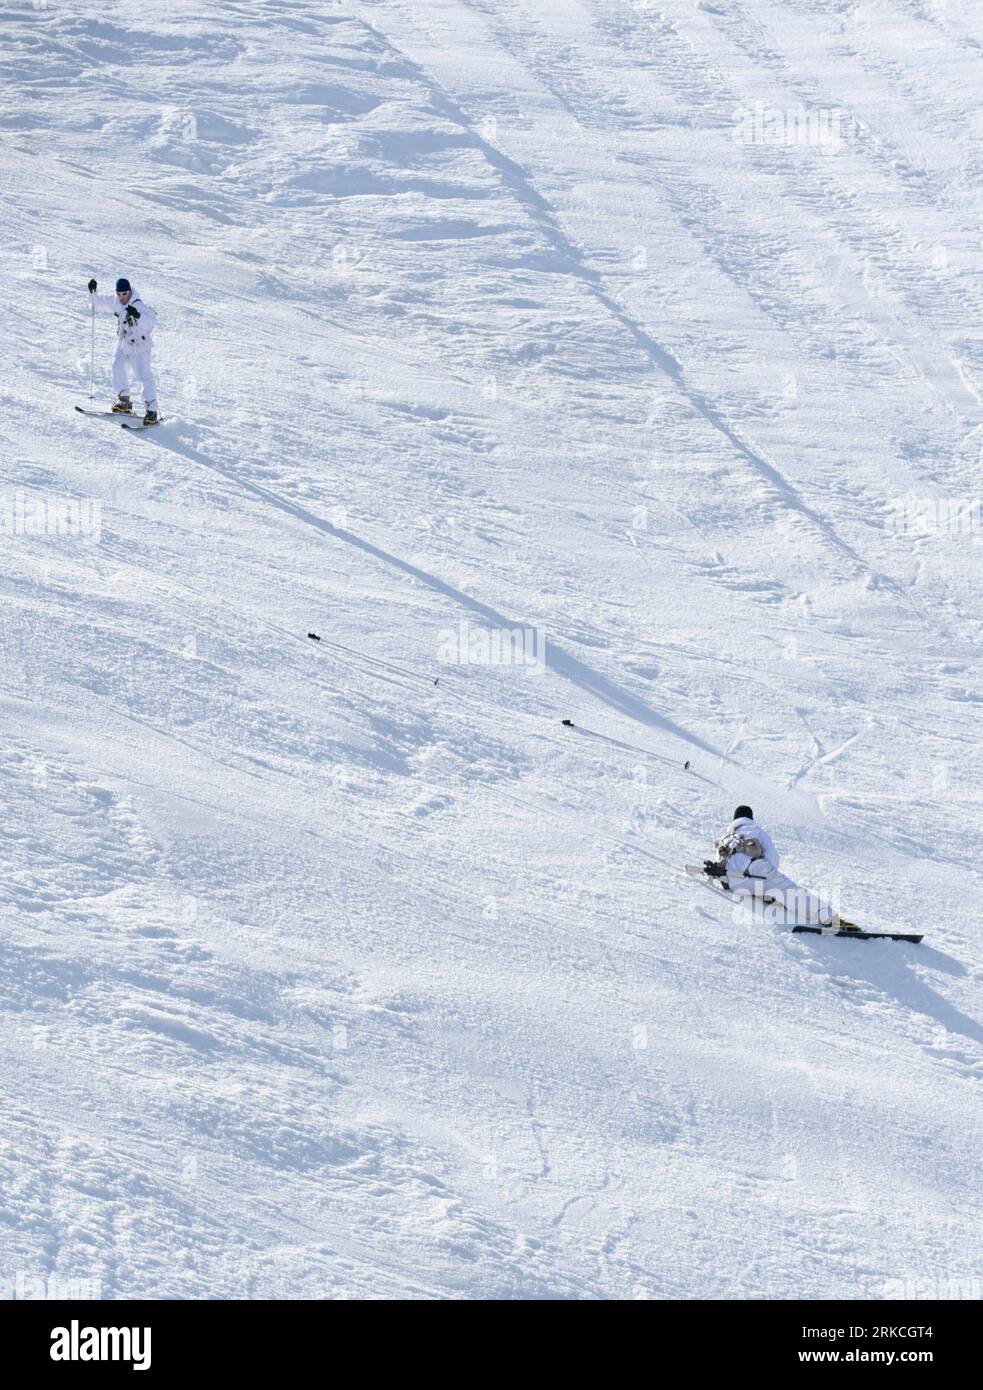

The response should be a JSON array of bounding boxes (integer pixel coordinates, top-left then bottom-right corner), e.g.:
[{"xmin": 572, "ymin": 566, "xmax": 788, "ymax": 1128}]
[
  {"xmin": 91, "ymin": 290, "xmax": 158, "ymax": 352},
  {"xmin": 717, "ymin": 816, "xmax": 780, "ymax": 871}
]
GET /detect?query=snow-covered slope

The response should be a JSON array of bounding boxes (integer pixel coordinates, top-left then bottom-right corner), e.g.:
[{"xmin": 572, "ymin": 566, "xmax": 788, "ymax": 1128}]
[{"xmin": 1, "ymin": 0, "xmax": 980, "ymax": 1299}]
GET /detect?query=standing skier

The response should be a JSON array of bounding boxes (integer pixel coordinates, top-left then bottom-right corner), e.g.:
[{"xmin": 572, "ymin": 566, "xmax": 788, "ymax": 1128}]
[{"xmin": 86, "ymin": 276, "xmax": 160, "ymax": 424}]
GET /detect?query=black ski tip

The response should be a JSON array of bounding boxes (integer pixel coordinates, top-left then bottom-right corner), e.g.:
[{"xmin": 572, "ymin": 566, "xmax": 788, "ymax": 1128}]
[
  {"xmin": 561, "ymin": 718, "xmax": 573, "ymax": 726},
  {"xmin": 307, "ymin": 632, "xmax": 320, "ymax": 642}
]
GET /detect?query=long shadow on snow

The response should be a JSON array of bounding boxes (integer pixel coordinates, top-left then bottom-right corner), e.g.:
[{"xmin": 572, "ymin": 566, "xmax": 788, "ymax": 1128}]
[
  {"xmin": 148, "ymin": 429, "xmax": 722, "ymax": 759},
  {"xmin": 353, "ymin": 17, "xmax": 883, "ymax": 584},
  {"xmin": 714, "ymin": 895, "xmax": 979, "ymax": 1049},
  {"xmin": 792, "ymin": 931, "xmax": 983, "ymax": 1051}
]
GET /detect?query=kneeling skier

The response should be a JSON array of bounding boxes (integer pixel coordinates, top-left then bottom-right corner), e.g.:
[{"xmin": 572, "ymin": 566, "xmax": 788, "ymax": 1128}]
[{"xmin": 704, "ymin": 805, "xmax": 837, "ymax": 927}]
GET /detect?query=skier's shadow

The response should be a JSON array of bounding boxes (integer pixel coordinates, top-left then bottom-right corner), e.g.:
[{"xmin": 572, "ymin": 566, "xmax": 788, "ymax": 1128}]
[
  {"xmin": 794, "ymin": 933, "xmax": 983, "ymax": 1050},
  {"xmin": 153, "ymin": 430, "xmax": 723, "ymax": 760},
  {"xmin": 142, "ymin": 430, "xmax": 981, "ymax": 1054}
]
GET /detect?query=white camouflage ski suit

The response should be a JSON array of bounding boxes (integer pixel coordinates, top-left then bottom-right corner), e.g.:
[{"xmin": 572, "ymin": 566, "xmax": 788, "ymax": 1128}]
[
  {"xmin": 716, "ymin": 816, "xmax": 833, "ymax": 925},
  {"xmin": 90, "ymin": 289, "xmax": 159, "ymax": 409}
]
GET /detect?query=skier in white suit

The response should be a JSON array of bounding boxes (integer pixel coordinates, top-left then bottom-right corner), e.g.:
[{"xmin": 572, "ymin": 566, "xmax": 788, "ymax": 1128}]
[
  {"xmin": 704, "ymin": 805, "xmax": 836, "ymax": 925},
  {"xmin": 86, "ymin": 276, "xmax": 160, "ymax": 424}
]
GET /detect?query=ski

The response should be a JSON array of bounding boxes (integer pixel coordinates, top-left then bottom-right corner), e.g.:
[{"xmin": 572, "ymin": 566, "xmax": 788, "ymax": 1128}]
[
  {"xmin": 75, "ymin": 407, "xmax": 162, "ymax": 428},
  {"xmin": 792, "ymin": 924, "xmax": 923, "ymax": 944},
  {"xmin": 683, "ymin": 866, "xmax": 921, "ymax": 942}
]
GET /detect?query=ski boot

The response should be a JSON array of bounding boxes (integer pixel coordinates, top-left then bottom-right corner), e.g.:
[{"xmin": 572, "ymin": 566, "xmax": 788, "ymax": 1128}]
[
  {"xmin": 142, "ymin": 409, "xmax": 160, "ymax": 426},
  {"xmin": 818, "ymin": 909, "xmax": 860, "ymax": 931},
  {"xmin": 111, "ymin": 394, "xmax": 134, "ymax": 415}
]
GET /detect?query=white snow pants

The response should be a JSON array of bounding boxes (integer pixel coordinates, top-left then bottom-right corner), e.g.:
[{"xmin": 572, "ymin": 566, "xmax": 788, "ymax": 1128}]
[
  {"xmin": 724, "ymin": 854, "xmax": 834, "ymax": 925},
  {"xmin": 112, "ymin": 344, "xmax": 157, "ymax": 409}
]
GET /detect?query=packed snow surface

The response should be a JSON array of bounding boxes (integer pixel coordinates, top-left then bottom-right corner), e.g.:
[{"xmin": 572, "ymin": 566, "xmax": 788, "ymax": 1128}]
[{"xmin": 1, "ymin": 0, "xmax": 981, "ymax": 1299}]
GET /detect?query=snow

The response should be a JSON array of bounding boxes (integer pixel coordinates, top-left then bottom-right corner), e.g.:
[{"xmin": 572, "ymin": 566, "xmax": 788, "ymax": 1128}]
[{"xmin": 1, "ymin": 0, "xmax": 980, "ymax": 1300}]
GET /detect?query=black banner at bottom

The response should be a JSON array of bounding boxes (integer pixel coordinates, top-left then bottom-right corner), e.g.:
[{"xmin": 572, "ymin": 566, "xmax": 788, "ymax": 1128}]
[{"xmin": 1, "ymin": 1297, "xmax": 974, "ymax": 1373}]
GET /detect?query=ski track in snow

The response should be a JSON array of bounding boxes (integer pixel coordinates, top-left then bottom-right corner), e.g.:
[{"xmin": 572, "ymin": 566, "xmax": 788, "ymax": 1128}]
[{"xmin": 0, "ymin": 0, "xmax": 980, "ymax": 1299}]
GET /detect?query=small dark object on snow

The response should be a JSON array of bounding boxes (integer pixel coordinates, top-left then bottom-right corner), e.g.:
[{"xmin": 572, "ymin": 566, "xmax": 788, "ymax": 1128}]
[
  {"xmin": 308, "ymin": 632, "xmax": 320, "ymax": 641},
  {"xmin": 434, "ymin": 678, "xmax": 439, "ymax": 686},
  {"xmin": 684, "ymin": 760, "xmax": 690, "ymax": 770},
  {"xmin": 561, "ymin": 718, "xmax": 573, "ymax": 726}
]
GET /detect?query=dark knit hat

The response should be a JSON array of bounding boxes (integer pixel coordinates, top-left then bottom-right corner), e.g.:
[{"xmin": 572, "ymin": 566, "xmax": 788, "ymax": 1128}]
[{"xmin": 115, "ymin": 277, "xmax": 132, "ymax": 293}]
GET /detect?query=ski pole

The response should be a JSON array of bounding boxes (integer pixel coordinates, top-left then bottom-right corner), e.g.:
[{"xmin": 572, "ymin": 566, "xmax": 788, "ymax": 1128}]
[{"xmin": 89, "ymin": 295, "xmax": 95, "ymax": 399}]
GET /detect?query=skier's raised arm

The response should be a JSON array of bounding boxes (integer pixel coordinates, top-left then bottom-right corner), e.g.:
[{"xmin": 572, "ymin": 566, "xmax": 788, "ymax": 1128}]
[{"xmin": 87, "ymin": 278, "xmax": 118, "ymax": 313}]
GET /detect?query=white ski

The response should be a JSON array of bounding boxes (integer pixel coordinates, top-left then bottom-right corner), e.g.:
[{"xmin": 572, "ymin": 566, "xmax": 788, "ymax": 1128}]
[{"xmin": 75, "ymin": 405, "xmax": 135, "ymax": 420}]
